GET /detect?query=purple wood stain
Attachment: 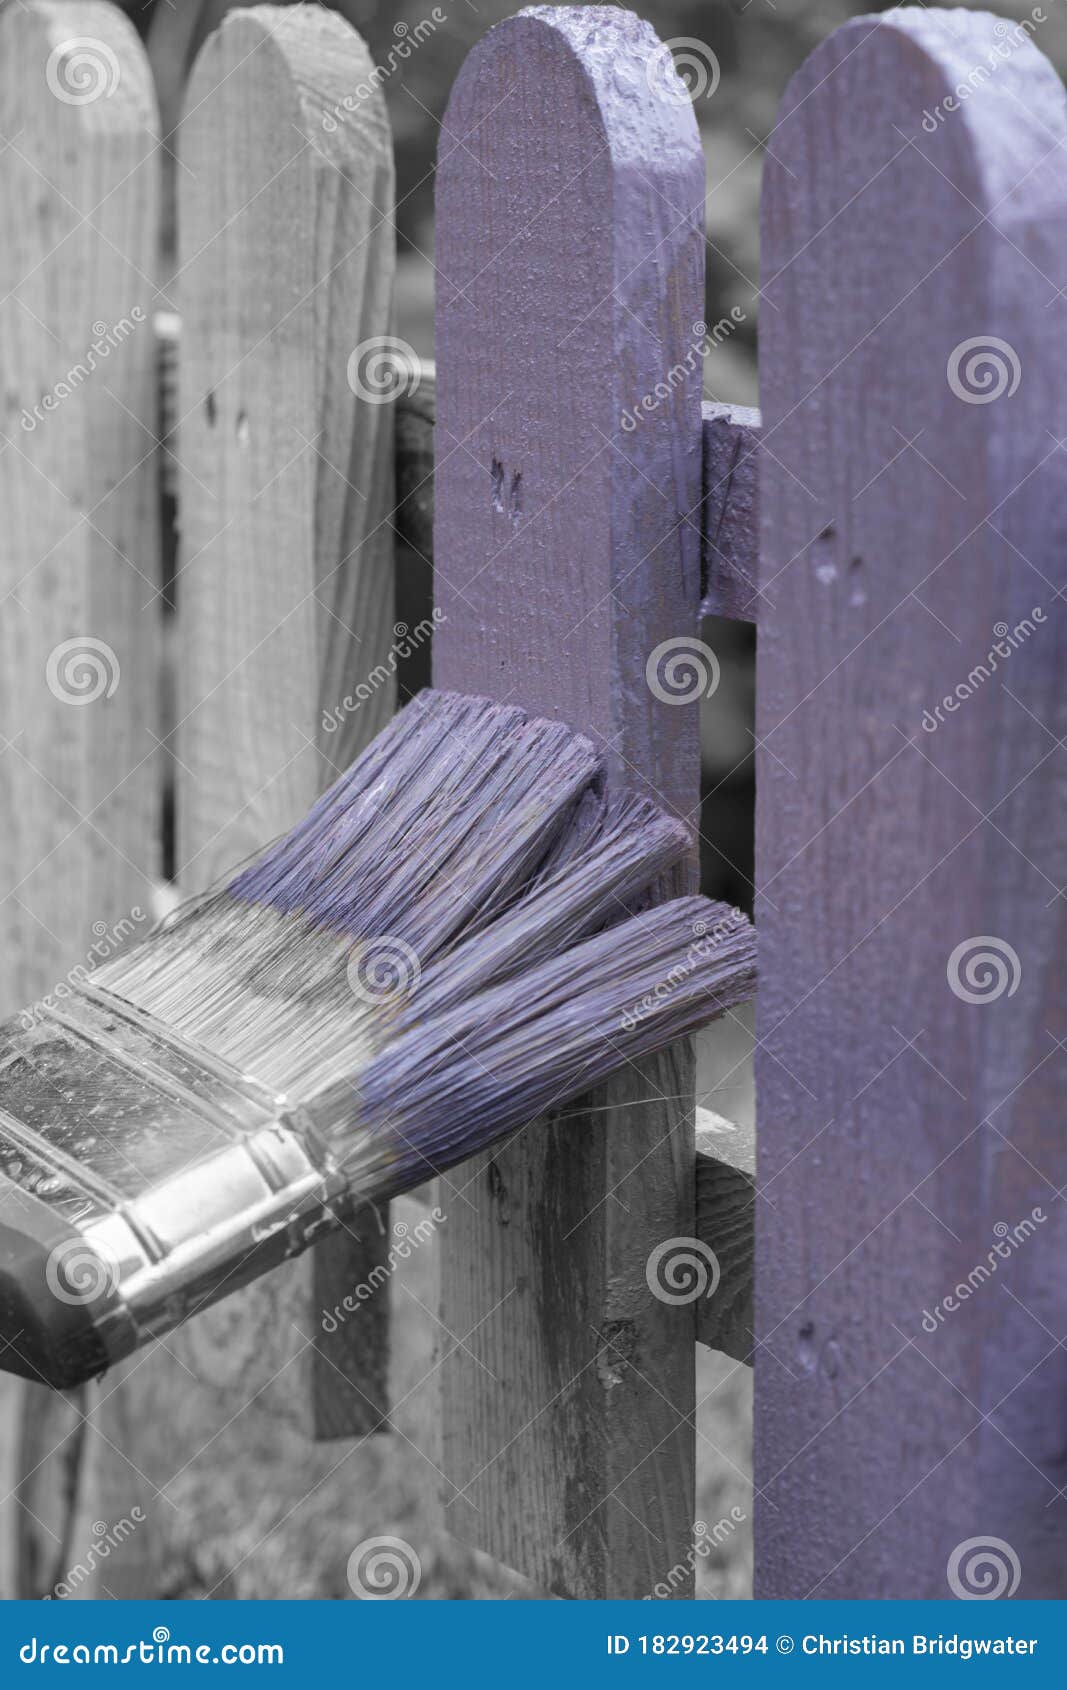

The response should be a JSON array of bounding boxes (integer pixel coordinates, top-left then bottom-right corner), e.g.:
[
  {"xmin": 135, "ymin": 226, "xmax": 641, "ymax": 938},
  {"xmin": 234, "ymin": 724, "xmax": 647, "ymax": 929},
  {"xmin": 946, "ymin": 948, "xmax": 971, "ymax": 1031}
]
[
  {"xmin": 434, "ymin": 5, "xmax": 704, "ymax": 814},
  {"xmin": 756, "ymin": 8, "xmax": 1067, "ymax": 1599},
  {"xmin": 433, "ymin": 6, "xmax": 705, "ymax": 1597}
]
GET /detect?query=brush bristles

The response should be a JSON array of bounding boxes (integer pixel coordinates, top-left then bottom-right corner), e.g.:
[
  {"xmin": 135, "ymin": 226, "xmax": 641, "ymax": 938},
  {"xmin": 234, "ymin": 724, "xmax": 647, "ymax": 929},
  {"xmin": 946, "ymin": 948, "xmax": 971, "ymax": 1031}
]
[
  {"xmin": 229, "ymin": 690, "xmax": 601, "ymax": 949},
  {"xmin": 342, "ymin": 895, "xmax": 756, "ymax": 1193},
  {"xmin": 97, "ymin": 690, "xmax": 755, "ymax": 1188}
]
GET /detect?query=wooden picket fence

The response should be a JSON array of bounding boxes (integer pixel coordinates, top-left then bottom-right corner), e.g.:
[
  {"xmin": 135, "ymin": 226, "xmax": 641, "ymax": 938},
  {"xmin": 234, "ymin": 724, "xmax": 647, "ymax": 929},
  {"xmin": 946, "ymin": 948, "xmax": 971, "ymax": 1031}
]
[{"xmin": 0, "ymin": 0, "xmax": 1063, "ymax": 1602}]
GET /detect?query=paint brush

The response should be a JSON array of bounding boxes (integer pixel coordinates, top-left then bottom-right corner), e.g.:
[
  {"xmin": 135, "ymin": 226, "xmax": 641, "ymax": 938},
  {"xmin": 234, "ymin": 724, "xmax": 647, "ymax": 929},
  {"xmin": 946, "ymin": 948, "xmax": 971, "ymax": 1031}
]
[{"xmin": 0, "ymin": 690, "xmax": 755, "ymax": 1390}]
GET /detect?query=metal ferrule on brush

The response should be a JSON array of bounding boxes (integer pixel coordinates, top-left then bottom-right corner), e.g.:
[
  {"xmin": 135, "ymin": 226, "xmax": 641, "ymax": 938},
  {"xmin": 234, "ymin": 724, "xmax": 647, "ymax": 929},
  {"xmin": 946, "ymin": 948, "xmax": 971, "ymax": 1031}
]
[{"xmin": 0, "ymin": 983, "xmax": 374, "ymax": 1390}]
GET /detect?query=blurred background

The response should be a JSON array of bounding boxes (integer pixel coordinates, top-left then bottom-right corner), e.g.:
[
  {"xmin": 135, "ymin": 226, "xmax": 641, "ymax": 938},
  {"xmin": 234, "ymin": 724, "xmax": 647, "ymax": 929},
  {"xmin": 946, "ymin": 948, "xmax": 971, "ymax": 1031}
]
[{"xmin": 12, "ymin": 0, "xmax": 1064, "ymax": 1601}]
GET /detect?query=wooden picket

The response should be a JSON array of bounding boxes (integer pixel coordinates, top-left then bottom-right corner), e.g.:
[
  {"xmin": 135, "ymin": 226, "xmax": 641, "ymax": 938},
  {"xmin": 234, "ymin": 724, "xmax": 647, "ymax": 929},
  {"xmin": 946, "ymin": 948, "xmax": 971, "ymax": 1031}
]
[
  {"xmin": 756, "ymin": 7, "xmax": 1067, "ymax": 1599},
  {"xmin": 1, "ymin": 0, "xmax": 1063, "ymax": 1608},
  {"xmin": 433, "ymin": 7, "xmax": 706, "ymax": 1600},
  {"xmin": 75, "ymin": 4, "xmax": 407, "ymax": 1596},
  {"xmin": 0, "ymin": 0, "xmax": 160, "ymax": 1596},
  {"xmin": 171, "ymin": 0, "xmax": 398, "ymax": 1439}
]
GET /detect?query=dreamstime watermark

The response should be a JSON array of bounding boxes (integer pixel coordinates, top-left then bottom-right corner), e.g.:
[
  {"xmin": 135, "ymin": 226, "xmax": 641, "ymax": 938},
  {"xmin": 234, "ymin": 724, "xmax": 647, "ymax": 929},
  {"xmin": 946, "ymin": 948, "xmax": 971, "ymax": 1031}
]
[
  {"xmin": 947, "ymin": 935, "xmax": 1021, "ymax": 1005},
  {"xmin": 19, "ymin": 908, "xmax": 150, "ymax": 1031},
  {"xmin": 347, "ymin": 935, "xmax": 422, "ymax": 1005},
  {"xmin": 621, "ymin": 310, "xmax": 747, "ymax": 433},
  {"xmin": 45, "ymin": 37, "xmax": 120, "ymax": 105},
  {"xmin": 44, "ymin": 1235, "xmax": 120, "ymax": 1307},
  {"xmin": 920, "ymin": 9, "xmax": 1045, "ymax": 132},
  {"xmin": 622, "ymin": 908, "xmax": 746, "ymax": 1032},
  {"xmin": 645, "ymin": 1511, "xmax": 747, "ymax": 1599},
  {"xmin": 322, "ymin": 612, "xmax": 445, "ymax": 734},
  {"xmin": 920, "ymin": 610, "xmax": 1045, "ymax": 731},
  {"xmin": 18, "ymin": 309, "xmax": 146, "ymax": 432},
  {"xmin": 322, "ymin": 12, "xmax": 447, "ymax": 129},
  {"xmin": 646, "ymin": 636, "xmax": 720, "ymax": 706},
  {"xmin": 920, "ymin": 1209, "xmax": 1046, "ymax": 1333},
  {"xmin": 947, "ymin": 1536, "xmax": 1021, "ymax": 1599},
  {"xmin": 19, "ymin": 1631, "xmax": 283, "ymax": 1665},
  {"xmin": 646, "ymin": 1237, "xmax": 721, "ymax": 1306},
  {"xmin": 322, "ymin": 1208, "xmax": 446, "ymax": 1331},
  {"xmin": 44, "ymin": 1513, "xmax": 146, "ymax": 1600},
  {"xmin": 347, "ymin": 335, "xmax": 422, "ymax": 404},
  {"xmin": 646, "ymin": 37, "xmax": 721, "ymax": 104},
  {"xmin": 947, "ymin": 336, "xmax": 1021, "ymax": 404},
  {"xmin": 46, "ymin": 637, "xmax": 120, "ymax": 705},
  {"xmin": 346, "ymin": 1536, "xmax": 422, "ymax": 1599}
]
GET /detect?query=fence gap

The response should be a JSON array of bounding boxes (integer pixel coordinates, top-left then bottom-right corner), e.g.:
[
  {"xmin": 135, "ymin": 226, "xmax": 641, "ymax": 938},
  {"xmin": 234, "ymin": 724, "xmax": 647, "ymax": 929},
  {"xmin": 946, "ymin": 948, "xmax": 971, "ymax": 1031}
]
[
  {"xmin": 756, "ymin": 7, "xmax": 1067, "ymax": 1598},
  {"xmin": 434, "ymin": 7, "xmax": 705, "ymax": 1599}
]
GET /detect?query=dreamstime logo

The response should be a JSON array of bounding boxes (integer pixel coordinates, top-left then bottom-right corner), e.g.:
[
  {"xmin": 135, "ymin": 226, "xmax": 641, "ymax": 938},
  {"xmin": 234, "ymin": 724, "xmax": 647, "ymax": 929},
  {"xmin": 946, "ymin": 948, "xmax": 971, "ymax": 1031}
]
[
  {"xmin": 920, "ymin": 609, "xmax": 1045, "ymax": 733},
  {"xmin": 621, "ymin": 310, "xmax": 748, "ymax": 433},
  {"xmin": 347, "ymin": 936, "xmax": 422, "ymax": 1006},
  {"xmin": 45, "ymin": 37, "xmax": 120, "ymax": 105},
  {"xmin": 346, "ymin": 336, "xmax": 421, "ymax": 404},
  {"xmin": 46, "ymin": 637, "xmax": 120, "ymax": 705},
  {"xmin": 947, "ymin": 1536, "xmax": 1021, "ymax": 1599},
  {"xmin": 646, "ymin": 637, "xmax": 720, "ymax": 705},
  {"xmin": 646, "ymin": 1237, "xmax": 720, "ymax": 1305},
  {"xmin": 346, "ymin": 1535, "xmax": 422, "ymax": 1599},
  {"xmin": 322, "ymin": 1207, "xmax": 446, "ymax": 1331},
  {"xmin": 19, "ymin": 905, "xmax": 149, "ymax": 1031},
  {"xmin": 645, "ymin": 1510, "xmax": 747, "ymax": 1599},
  {"xmin": 947, "ymin": 337, "xmax": 1021, "ymax": 404},
  {"xmin": 947, "ymin": 936, "xmax": 1021, "ymax": 1004},
  {"xmin": 919, "ymin": 8, "xmax": 1046, "ymax": 131},
  {"xmin": 920, "ymin": 1208, "xmax": 1045, "ymax": 1334},
  {"xmin": 622, "ymin": 908, "xmax": 748, "ymax": 1033},
  {"xmin": 19, "ymin": 308, "xmax": 146, "ymax": 432},
  {"xmin": 322, "ymin": 613, "xmax": 445, "ymax": 734},
  {"xmin": 646, "ymin": 37, "xmax": 720, "ymax": 104},
  {"xmin": 45, "ymin": 1511, "xmax": 146, "ymax": 1600},
  {"xmin": 44, "ymin": 1237, "xmax": 119, "ymax": 1306},
  {"xmin": 322, "ymin": 10, "xmax": 447, "ymax": 129}
]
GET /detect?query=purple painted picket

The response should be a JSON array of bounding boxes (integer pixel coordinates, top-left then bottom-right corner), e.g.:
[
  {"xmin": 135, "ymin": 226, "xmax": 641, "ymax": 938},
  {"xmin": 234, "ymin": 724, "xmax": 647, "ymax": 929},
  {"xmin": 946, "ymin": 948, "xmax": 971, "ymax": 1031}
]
[
  {"xmin": 433, "ymin": 6, "xmax": 705, "ymax": 1599},
  {"xmin": 756, "ymin": 7, "xmax": 1067, "ymax": 1599}
]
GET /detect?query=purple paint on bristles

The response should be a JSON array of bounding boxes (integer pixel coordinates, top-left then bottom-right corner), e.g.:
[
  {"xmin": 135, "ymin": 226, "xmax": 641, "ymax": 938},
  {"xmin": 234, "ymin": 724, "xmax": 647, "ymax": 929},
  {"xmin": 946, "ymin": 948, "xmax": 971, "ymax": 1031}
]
[
  {"xmin": 76, "ymin": 687, "xmax": 753, "ymax": 1388},
  {"xmin": 334, "ymin": 893, "xmax": 756, "ymax": 1192},
  {"xmin": 227, "ymin": 691, "xmax": 601, "ymax": 956},
  {"xmin": 192, "ymin": 687, "xmax": 752, "ymax": 1193},
  {"xmin": 399, "ymin": 789, "xmax": 691, "ymax": 1026}
]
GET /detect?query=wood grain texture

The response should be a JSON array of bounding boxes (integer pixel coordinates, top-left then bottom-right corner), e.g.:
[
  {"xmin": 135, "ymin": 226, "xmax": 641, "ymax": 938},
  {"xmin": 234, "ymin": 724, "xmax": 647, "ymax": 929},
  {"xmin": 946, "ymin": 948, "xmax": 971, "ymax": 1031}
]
[
  {"xmin": 756, "ymin": 8, "xmax": 1067, "ymax": 1598},
  {"xmin": 399, "ymin": 379, "xmax": 759, "ymax": 633},
  {"xmin": 177, "ymin": 2, "xmax": 396, "ymax": 871},
  {"xmin": 701, "ymin": 402, "xmax": 760, "ymax": 623},
  {"xmin": 173, "ymin": 0, "xmax": 397, "ymax": 1441},
  {"xmin": 0, "ymin": 0, "xmax": 159, "ymax": 1018},
  {"xmin": 85, "ymin": 4, "xmax": 399, "ymax": 1598},
  {"xmin": 0, "ymin": 0, "xmax": 159, "ymax": 1596},
  {"xmin": 434, "ymin": 6, "xmax": 704, "ymax": 1599},
  {"xmin": 695, "ymin": 1109, "xmax": 753, "ymax": 1366}
]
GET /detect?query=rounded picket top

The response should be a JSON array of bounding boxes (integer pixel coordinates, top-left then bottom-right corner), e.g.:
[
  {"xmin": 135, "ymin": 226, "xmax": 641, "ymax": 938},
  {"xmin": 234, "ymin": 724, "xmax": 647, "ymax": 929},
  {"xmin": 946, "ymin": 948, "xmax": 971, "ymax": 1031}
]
[
  {"xmin": 756, "ymin": 6, "xmax": 1067, "ymax": 1600},
  {"xmin": 1, "ymin": 0, "xmax": 158, "ymax": 140},
  {"xmin": 433, "ymin": 5, "xmax": 708, "ymax": 1600}
]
